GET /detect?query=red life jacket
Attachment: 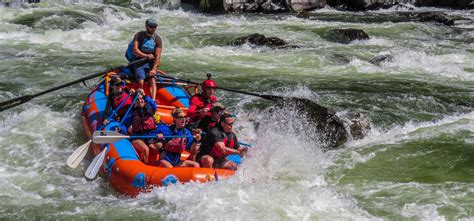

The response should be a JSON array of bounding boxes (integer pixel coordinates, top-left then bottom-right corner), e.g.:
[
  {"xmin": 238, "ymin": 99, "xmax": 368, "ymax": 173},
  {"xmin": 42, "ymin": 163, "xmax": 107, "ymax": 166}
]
[
  {"xmin": 112, "ymin": 92, "xmax": 132, "ymax": 116},
  {"xmin": 165, "ymin": 138, "xmax": 187, "ymax": 153},
  {"xmin": 207, "ymin": 122, "xmax": 217, "ymax": 130},
  {"xmin": 131, "ymin": 110, "xmax": 156, "ymax": 133},
  {"xmin": 210, "ymin": 132, "xmax": 235, "ymax": 159},
  {"xmin": 188, "ymin": 93, "xmax": 217, "ymax": 123}
]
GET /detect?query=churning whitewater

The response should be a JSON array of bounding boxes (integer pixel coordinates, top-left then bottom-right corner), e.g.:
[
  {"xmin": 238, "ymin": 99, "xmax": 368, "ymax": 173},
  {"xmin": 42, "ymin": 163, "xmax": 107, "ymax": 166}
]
[{"xmin": 0, "ymin": 2, "xmax": 473, "ymax": 220}]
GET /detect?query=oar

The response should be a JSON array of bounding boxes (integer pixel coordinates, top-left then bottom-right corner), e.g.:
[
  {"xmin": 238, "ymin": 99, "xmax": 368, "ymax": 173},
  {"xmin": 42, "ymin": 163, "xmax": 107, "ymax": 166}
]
[
  {"xmin": 154, "ymin": 73, "xmax": 284, "ymax": 102},
  {"xmin": 92, "ymin": 131, "xmax": 193, "ymax": 144},
  {"xmin": 238, "ymin": 142, "xmax": 252, "ymax": 147},
  {"xmin": 66, "ymin": 93, "xmax": 136, "ymax": 169},
  {"xmin": 84, "ymin": 145, "xmax": 108, "ymax": 181},
  {"xmin": 84, "ymin": 94, "xmax": 139, "ymax": 180},
  {"xmin": 66, "ymin": 140, "xmax": 92, "ymax": 169},
  {"xmin": 155, "ymin": 73, "xmax": 344, "ymax": 146},
  {"xmin": 0, "ymin": 58, "xmax": 146, "ymax": 112}
]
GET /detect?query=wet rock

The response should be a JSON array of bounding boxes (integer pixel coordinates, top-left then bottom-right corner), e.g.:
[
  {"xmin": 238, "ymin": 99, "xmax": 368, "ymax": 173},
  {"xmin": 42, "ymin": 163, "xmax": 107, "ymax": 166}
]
[
  {"xmin": 261, "ymin": 0, "xmax": 287, "ymax": 12},
  {"xmin": 326, "ymin": 0, "xmax": 399, "ymax": 10},
  {"xmin": 274, "ymin": 97, "xmax": 347, "ymax": 148},
  {"xmin": 223, "ymin": 0, "xmax": 289, "ymax": 12},
  {"xmin": 332, "ymin": 54, "xmax": 351, "ymax": 65},
  {"xmin": 274, "ymin": 97, "xmax": 371, "ymax": 148},
  {"xmin": 327, "ymin": 28, "xmax": 369, "ymax": 44},
  {"xmin": 369, "ymin": 54, "xmax": 393, "ymax": 66},
  {"xmin": 10, "ymin": 10, "xmax": 103, "ymax": 30},
  {"xmin": 414, "ymin": 11, "xmax": 454, "ymax": 26},
  {"xmin": 288, "ymin": 0, "xmax": 326, "ymax": 11},
  {"xmin": 327, "ymin": 0, "xmax": 472, "ymax": 10},
  {"xmin": 197, "ymin": 0, "xmax": 226, "ymax": 12},
  {"xmin": 230, "ymin": 33, "xmax": 299, "ymax": 49},
  {"xmin": 295, "ymin": 9, "xmax": 310, "ymax": 18},
  {"xmin": 339, "ymin": 112, "xmax": 371, "ymax": 140},
  {"xmin": 415, "ymin": 0, "xmax": 473, "ymax": 9},
  {"xmin": 103, "ymin": 0, "xmax": 132, "ymax": 7}
]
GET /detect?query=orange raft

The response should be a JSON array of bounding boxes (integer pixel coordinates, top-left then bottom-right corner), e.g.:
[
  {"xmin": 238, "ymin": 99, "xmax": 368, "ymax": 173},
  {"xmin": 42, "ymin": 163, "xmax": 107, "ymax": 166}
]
[{"xmin": 80, "ymin": 74, "xmax": 234, "ymax": 197}]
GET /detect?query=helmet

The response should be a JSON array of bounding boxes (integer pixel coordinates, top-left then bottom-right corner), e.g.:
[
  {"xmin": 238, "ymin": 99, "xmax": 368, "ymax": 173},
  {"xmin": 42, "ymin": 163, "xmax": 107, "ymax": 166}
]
[{"xmin": 201, "ymin": 79, "xmax": 217, "ymax": 91}]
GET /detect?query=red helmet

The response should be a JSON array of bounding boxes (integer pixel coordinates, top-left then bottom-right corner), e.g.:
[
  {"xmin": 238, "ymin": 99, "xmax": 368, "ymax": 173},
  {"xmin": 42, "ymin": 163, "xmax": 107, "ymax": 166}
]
[{"xmin": 201, "ymin": 79, "xmax": 217, "ymax": 91}]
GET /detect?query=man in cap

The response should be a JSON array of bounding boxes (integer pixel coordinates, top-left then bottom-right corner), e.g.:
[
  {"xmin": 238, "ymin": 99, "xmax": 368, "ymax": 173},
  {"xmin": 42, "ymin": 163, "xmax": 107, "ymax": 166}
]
[
  {"xmin": 103, "ymin": 76, "xmax": 133, "ymax": 128},
  {"xmin": 131, "ymin": 18, "xmax": 163, "ymax": 101}
]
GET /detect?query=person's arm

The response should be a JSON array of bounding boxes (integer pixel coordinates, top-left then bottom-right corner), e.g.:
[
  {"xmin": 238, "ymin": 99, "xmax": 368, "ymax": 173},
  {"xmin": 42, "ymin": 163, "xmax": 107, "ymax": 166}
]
[
  {"xmin": 233, "ymin": 135, "xmax": 247, "ymax": 156},
  {"xmin": 144, "ymin": 95, "xmax": 157, "ymax": 114},
  {"xmin": 150, "ymin": 35, "xmax": 163, "ymax": 76},
  {"xmin": 187, "ymin": 96, "xmax": 201, "ymax": 118},
  {"xmin": 132, "ymin": 32, "xmax": 149, "ymax": 59},
  {"xmin": 213, "ymin": 141, "xmax": 241, "ymax": 156}
]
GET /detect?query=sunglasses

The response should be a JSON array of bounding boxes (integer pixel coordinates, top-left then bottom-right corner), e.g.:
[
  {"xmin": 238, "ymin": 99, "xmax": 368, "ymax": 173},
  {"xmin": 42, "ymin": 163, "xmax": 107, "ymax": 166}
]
[
  {"xmin": 175, "ymin": 116, "xmax": 187, "ymax": 120},
  {"xmin": 147, "ymin": 24, "xmax": 157, "ymax": 29},
  {"xmin": 112, "ymin": 83, "xmax": 122, "ymax": 86}
]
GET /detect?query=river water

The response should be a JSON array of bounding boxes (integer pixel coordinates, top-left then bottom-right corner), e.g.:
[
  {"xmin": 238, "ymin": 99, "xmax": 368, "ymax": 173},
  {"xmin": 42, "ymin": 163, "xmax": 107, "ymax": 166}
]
[{"xmin": 0, "ymin": 2, "xmax": 473, "ymax": 220}]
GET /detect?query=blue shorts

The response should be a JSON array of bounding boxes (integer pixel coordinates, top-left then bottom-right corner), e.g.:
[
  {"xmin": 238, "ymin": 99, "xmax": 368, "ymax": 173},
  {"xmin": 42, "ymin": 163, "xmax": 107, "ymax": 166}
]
[
  {"xmin": 134, "ymin": 62, "xmax": 154, "ymax": 80},
  {"xmin": 161, "ymin": 151, "xmax": 182, "ymax": 166}
]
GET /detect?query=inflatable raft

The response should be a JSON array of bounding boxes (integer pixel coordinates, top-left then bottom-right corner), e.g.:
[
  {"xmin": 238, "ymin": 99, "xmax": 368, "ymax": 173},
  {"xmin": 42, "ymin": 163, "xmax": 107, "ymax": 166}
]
[{"xmin": 80, "ymin": 73, "xmax": 234, "ymax": 197}]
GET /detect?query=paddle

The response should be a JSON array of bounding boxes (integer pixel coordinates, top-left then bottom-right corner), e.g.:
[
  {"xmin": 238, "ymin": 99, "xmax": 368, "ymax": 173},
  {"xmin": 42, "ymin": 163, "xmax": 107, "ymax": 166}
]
[
  {"xmin": 84, "ymin": 94, "xmax": 139, "ymax": 180},
  {"xmin": 0, "ymin": 58, "xmax": 146, "ymax": 113},
  {"xmin": 84, "ymin": 144, "xmax": 108, "ymax": 181},
  {"xmin": 66, "ymin": 93, "xmax": 134, "ymax": 169},
  {"xmin": 92, "ymin": 131, "xmax": 193, "ymax": 144},
  {"xmin": 66, "ymin": 140, "xmax": 92, "ymax": 169}
]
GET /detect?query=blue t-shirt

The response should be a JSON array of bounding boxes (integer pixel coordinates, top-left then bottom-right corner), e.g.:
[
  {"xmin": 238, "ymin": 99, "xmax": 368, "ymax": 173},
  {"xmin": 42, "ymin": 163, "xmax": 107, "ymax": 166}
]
[
  {"xmin": 155, "ymin": 124, "xmax": 194, "ymax": 149},
  {"xmin": 156, "ymin": 124, "xmax": 194, "ymax": 166}
]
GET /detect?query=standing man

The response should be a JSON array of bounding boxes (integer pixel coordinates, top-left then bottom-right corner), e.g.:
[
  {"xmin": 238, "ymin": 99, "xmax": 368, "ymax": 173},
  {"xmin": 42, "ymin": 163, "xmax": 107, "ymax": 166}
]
[{"xmin": 131, "ymin": 18, "xmax": 163, "ymax": 101}]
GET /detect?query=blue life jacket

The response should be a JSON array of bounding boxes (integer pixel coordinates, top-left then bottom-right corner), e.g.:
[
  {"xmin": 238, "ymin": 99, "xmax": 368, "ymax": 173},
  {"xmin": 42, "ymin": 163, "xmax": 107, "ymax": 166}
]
[{"xmin": 125, "ymin": 31, "xmax": 157, "ymax": 62}]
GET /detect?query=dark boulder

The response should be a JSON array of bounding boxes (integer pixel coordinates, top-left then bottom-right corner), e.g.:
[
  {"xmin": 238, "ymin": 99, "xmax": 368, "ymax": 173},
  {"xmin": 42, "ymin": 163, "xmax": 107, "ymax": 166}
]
[
  {"xmin": 326, "ymin": 0, "xmax": 399, "ymax": 10},
  {"xmin": 415, "ymin": 0, "xmax": 473, "ymax": 9},
  {"xmin": 197, "ymin": 0, "xmax": 226, "ymax": 12},
  {"xmin": 223, "ymin": 0, "xmax": 289, "ymax": 12},
  {"xmin": 327, "ymin": 28, "xmax": 369, "ymax": 44},
  {"xmin": 288, "ymin": 0, "xmax": 326, "ymax": 11},
  {"xmin": 276, "ymin": 97, "xmax": 370, "ymax": 148},
  {"xmin": 261, "ymin": 0, "xmax": 287, "ymax": 12},
  {"xmin": 414, "ymin": 11, "xmax": 454, "ymax": 26},
  {"xmin": 230, "ymin": 33, "xmax": 299, "ymax": 48},
  {"xmin": 369, "ymin": 54, "xmax": 393, "ymax": 66},
  {"xmin": 331, "ymin": 53, "xmax": 351, "ymax": 65}
]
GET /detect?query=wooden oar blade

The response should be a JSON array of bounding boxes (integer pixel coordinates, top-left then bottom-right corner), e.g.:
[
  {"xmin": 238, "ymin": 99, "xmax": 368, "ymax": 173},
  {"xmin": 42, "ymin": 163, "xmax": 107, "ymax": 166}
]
[
  {"xmin": 84, "ymin": 147, "xmax": 108, "ymax": 180},
  {"xmin": 67, "ymin": 139, "xmax": 92, "ymax": 169},
  {"xmin": 92, "ymin": 130, "xmax": 127, "ymax": 144}
]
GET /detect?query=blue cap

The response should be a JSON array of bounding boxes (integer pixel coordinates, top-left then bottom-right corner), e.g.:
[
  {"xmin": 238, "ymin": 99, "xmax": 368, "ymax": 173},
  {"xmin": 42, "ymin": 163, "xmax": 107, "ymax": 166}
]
[{"xmin": 146, "ymin": 18, "xmax": 157, "ymax": 26}]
